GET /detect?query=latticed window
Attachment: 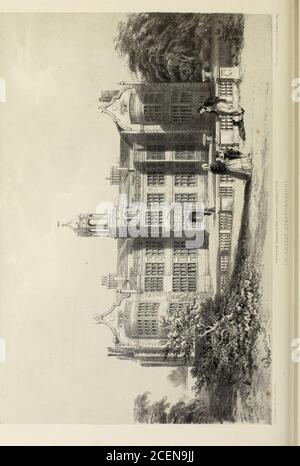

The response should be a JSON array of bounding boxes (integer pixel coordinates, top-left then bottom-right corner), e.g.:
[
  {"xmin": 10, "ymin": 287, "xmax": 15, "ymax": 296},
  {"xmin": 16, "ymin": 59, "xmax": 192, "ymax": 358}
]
[
  {"xmin": 145, "ymin": 240, "xmax": 164, "ymax": 258},
  {"xmin": 148, "ymin": 193, "xmax": 165, "ymax": 204},
  {"xmin": 220, "ymin": 175, "xmax": 234, "ymax": 183},
  {"xmin": 144, "ymin": 94, "xmax": 162, "ymax": 104},
  {"xmin": 171, "ymin": 107, "xmax": 193, "ymax": 123},
  {"xmin": 146, "ymin": 263, "xmax": 164, "ymax": 276},
  {"xmin": 219, "ymin": 233, "xmax": 231, "ymax": 252},
  {"xmin": 175, "ymin": 193, "xmax": 198, "ymax": 204},
  {"xmin": 171, "ymin": 92, "xmax": 193, "ymax": 124},
  {"xmin": 219, "ymin": 186, "xmax": 234, "ymax": 197},
  {"xmin": 174, "ymin": 145, "xmax": 196, "ymax": 160},
  {"xmin": 169, "ymin": 302, "xmax": 191, "ymax": 313},
  {"xmin": 138, "ymin": 302, "xmax": 160, "ymax": 313},
  {"xmin": 137, "ymin": 302, "xmax": 159, "ymax": 337},
  {"xmin": 219, "ymin": 80, "xmax": 233, "ymax": 97},
  {"xmin": 145, "ymin": 263, "xmax": 164, "ymax": 292},
  {"xmin": 173, "ymin": 263, "xmax": 197, "ymax": 292},
  {"xmin": 147, "ymin": 193, "xmax": 165, "ymax": 226},
  {"xmin": 220, "ymin": 275, "xmax": 228, "ymax": 289},
  {"xmin": 174, "ymin": 194, "xmax": 198, "ymax": 229},
  {"xmin": 173, "ymin": 241, "xmax": 197, "ymax": 259},
  {"xmin": 220, "ymin": 255, "xmax": 230, "ymax": 272},
  {"xmin": 144, "ymin": 277, "xmax": 164, "ymax": 292},
  {"xmin": 146, "ymin": 145, "xmax": 165, "ymax": 161},
  {"xmin": 219, "ymin": 213, "xmax": 233, "ymax": 231},
  {"xmin": 175, "ymin": 173, "xmax": 197, "ymax": 186},
  {"xmin": 134, "ymin": 172, "xmax": 142, "ymax": 202},
  {"xmin": 143, "ymin": 95, "xmax": 163, "ymax": 123},
  {"xmin": 220, "ymin": 116, "xmax": 233, "ymax": 131},
  {"xmin": 144, "ymin": 106, "xmax": 162, "ymax": 123},
  {"xmin": 147, "ymin": 171, "xmax": 165, "ymax": 186},
  {"xmin": 172, "ymin": 92, "xmax": 193, "ymax": 104},
  {"xmin": 147, "ymin": 212, "xmax": 163, "ymax": 226}
]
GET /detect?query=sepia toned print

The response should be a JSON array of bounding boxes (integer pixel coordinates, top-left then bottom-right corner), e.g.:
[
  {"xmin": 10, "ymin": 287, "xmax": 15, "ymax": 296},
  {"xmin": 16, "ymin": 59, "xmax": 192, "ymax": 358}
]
[
  {"xmin": 0, "ymin": 11, "xmax": 274, "ymax": 426},
  {"xmin": 60, "ymin": 13, "xmax": 272, "ymax": 423}
]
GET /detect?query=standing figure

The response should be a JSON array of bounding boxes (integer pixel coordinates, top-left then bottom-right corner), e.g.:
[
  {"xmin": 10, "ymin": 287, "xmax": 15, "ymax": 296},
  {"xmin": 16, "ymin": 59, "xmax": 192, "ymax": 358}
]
[
  {"xmin": 198, "ymin": 96, "xmax": 244, "ymax": 117},
  {"xmin": 202, "ymin": 154, "xmax": 252, "ymax": 181}
]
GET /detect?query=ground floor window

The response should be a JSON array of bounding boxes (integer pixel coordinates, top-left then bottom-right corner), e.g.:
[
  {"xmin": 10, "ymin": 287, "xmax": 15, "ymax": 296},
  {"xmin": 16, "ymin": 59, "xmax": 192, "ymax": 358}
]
[
  {"xmin": 147, "ymin": 171, "xmax": 165, "ymax": 186},
  {"xmin": 145, "ymin": 263, "xmax": 164, "ymax": 292},
  {"xmin": 145, "ymin": 239, "xmax": 164, "ymax": 259},
  {"xmin": 175, "ymin": 193, "xmax": 198, "ymax": 205},
  {"xmin": 174, "ymin": 173, "xmax": 197, "ymax": 186},
  {"xmin": 137, "ymin": 302, "xmax": 159, "ymax": 337},
  {"xmin": 172, "ymin": 263, "xmax": 197, "ymax": 292},
  {"xmin": 147, "ymin": 193, "xmax": 165, "ymax": 226},
  {"xmin": 169, "ymin": 302, "xmax": 191, "ymax": 313},
  {"xmin": 173, "ymin": 240, "xmax": 197, "ymax": 259}
]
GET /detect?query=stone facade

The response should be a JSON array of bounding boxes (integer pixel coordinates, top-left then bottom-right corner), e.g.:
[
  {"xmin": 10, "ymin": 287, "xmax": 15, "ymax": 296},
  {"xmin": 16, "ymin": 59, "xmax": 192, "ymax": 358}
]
[{"xmin": 63, "ymin": 63, "xmax": 240, "ymax": 366}]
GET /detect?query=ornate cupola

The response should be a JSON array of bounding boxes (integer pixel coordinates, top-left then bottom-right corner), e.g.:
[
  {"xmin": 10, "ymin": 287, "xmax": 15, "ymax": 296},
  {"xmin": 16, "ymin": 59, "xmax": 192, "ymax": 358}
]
[{"xmin": 58, "ymin": 212, "xmax": 115, "ymax": 238}]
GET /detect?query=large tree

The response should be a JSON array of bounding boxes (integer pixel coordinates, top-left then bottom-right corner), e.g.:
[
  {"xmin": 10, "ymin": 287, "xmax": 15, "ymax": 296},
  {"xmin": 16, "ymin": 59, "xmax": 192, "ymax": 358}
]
[
  {"xmin": 115, "ymin": 13, "xmax": 212, "ymax": 82},
  {"xmin": 162, "ymin": 256, "xmax": 262, "ymax": 396}
]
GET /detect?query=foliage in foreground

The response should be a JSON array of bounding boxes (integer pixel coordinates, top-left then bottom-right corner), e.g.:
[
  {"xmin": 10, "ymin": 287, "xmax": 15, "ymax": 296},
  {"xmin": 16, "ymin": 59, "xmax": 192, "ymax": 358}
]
[
  {"xmin": 133, "ymin": 391, "xmax": 212, "ymax": 424},
  {"xmin": 191, "ymin": 257, "xmax": 262, "ymax": 395},
  {"xmin": 162, "ymin": 181, "xmax": 265, "ymax": 421}
]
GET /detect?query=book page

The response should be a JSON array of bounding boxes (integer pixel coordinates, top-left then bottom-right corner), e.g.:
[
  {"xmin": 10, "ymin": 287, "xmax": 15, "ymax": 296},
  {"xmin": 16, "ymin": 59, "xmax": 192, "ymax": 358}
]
[{"xmin": 0, "ymin": 0, "xmax": 295, "ymax": 446}]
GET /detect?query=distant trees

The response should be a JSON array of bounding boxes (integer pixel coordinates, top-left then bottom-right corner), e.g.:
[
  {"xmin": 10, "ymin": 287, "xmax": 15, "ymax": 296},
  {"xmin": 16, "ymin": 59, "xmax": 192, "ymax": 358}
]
[
  {"xmin": 114, "ymin": 13, "xmax": 212, "ymax": 82},
  {"xmin": 133, "ymin": 391, "xmax": 212, "ymax": 424},
  {"xmin": 133, "ymin": 392, "xmax": 169, "ymax": 423},
  {"xmin": 167, "ymin": 367, "xmax": 188, "ymax": 389}
]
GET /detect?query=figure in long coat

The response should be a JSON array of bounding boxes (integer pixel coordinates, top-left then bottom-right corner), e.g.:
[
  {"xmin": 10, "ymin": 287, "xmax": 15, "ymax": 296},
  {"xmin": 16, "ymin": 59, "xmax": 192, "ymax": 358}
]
[
  {"xmin": 202, "ymin": 154, "xmax": 252, "ymax": 181},
  {"xmin": 198, "ymin": 96, "xmax": 244, "ymax": 117}
]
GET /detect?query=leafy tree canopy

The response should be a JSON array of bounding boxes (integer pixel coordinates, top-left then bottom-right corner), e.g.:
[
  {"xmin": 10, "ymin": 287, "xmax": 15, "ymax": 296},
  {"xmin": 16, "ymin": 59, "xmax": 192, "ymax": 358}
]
[{"xmin": 115, "ymin": 13, "xmax": 212, "ymax": 82}]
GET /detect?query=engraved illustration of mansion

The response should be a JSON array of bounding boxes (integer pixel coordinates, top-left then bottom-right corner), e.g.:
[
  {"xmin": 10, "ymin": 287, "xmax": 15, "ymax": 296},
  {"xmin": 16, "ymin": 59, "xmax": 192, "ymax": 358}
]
[{"xmin": 62, "ymin": 56, "xmax": 241, "ymax": 366}]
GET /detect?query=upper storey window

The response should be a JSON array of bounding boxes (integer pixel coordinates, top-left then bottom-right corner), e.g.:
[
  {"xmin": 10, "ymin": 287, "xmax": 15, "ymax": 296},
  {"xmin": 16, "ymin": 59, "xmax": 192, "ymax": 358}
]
[
  {"xmin": 144, "ymin": 94, "xmax": 162, "ymax": 104},
  {"xmin": 174, "ymin": 173, "xmax": 197, "ymax": 187},
  {"xmin": 171, "ymin": 91, "xmax": 193, "ymax": 124},
  {"xmin": 144, "ymin": 106, "xmax": 162, "ymax": 124},
  {"xmin": 147, "ymin": 171, "xmax": 165, "ymax": 186},
  {"xmin": 146, "ymin": 145, "xmax": 165, "ymax": 161},
  {"xmin": 174, "ymin": 145, "xmax": 196, "ymax": 160},
  {"xmin": 143, "ymin": 93, "xmax": 163, "ymax": 124},
  {"xmin": 129, "ymin": 92, "xmax": 163, "ymax": 125}
]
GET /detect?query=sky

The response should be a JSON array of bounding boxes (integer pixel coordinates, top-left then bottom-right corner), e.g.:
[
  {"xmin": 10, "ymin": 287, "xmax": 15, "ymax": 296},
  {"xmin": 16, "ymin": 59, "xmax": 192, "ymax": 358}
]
[{"xmin": 0, "ymin": 13, "xmax": 188, "ymax": 424}]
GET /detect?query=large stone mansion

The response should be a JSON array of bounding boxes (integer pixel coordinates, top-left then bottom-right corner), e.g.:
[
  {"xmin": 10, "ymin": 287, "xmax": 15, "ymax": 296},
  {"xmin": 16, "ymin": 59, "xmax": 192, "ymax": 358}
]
[{"xmin": 62, "ymin": 44, "xmax": 242, "ymax": 366}]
